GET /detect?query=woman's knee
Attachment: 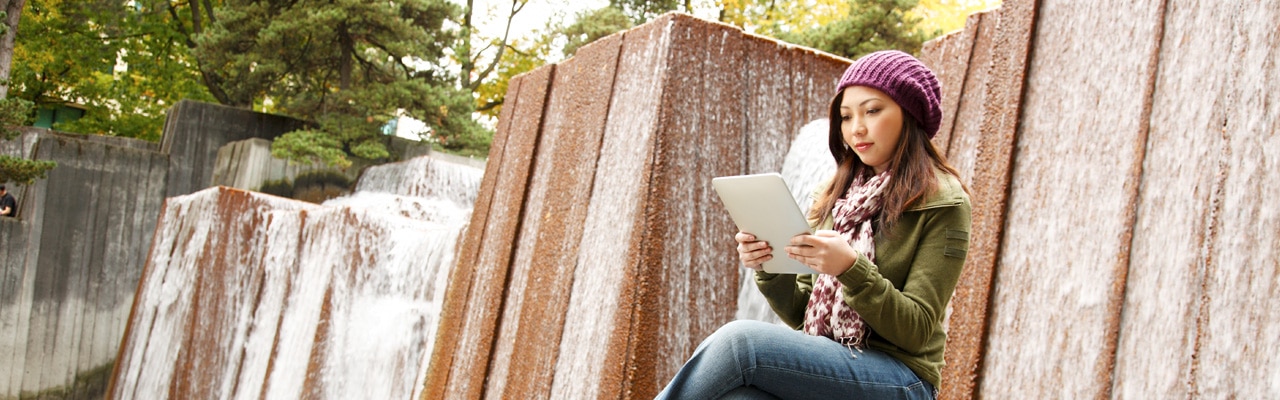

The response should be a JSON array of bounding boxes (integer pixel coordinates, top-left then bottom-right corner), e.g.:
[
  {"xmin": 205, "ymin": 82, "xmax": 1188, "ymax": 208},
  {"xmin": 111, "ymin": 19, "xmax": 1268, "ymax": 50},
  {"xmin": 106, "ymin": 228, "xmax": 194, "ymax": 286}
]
[
  {"xmin": 717, "ymin": 319, "xmax": 770, "ymax": 336},
  {"xmin": 699, "ymin": 320, "xmax": 781, "ymax": 361}
]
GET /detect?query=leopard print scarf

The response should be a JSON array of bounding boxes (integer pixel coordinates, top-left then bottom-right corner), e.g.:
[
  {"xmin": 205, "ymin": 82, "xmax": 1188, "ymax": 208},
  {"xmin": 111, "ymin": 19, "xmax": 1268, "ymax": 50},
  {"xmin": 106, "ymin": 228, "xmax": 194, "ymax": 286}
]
[{"xmin": 802, "ymin": 171, "xmax": 890, "ymax": 349}]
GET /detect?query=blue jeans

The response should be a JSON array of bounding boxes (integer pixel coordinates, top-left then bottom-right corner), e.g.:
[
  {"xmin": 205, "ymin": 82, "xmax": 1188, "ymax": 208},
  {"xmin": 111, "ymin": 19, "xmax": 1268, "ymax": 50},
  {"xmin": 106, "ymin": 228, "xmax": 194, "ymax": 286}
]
[{"xmin": 656, "ymin": 320, "xmax": 936, "ymax": 400}]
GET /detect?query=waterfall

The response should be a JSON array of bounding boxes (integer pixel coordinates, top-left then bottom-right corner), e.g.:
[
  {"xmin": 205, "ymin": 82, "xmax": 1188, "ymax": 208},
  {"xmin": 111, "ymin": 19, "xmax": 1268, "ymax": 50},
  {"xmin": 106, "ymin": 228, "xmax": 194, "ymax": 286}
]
[{"xmin": 110, "ymin": 154, "xmax": 483, "ymax": 399}]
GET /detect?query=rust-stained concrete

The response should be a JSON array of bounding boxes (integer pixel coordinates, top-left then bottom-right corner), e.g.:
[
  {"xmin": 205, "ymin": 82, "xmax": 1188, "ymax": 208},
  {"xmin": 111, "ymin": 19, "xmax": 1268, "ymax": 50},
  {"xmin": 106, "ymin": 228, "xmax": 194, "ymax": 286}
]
[
  {"xmin": 484, "ymin": 33, "xmax": 622, "ymax": 399},
  {"xmin": 424, "ymin": 65, "xmax": 554, "ymax": 399},
  {"xmin": 1117, "ymin": 0, "xmax": 1280, "ymax": 397},
  {"xmin": 611, "ymin": 18, "xmax": 744, "ymax": 398},
  {"xmin": 919, "ymin": 12, "xmax": 978, "ymax": 156},
  {"xmin": 424, "ymin": 13, "xmax": 848, "ymax": 400},
  {"xmin": 108, "ymin": 186, "xmax": 470, "ymax": 399},
  {"xmin": 925, "ymin": 11, "xmax": 992, "ymax": 400},
  {"xmin": 978, "ymin": 0, "xmax": 1165, "ymax": 397}
]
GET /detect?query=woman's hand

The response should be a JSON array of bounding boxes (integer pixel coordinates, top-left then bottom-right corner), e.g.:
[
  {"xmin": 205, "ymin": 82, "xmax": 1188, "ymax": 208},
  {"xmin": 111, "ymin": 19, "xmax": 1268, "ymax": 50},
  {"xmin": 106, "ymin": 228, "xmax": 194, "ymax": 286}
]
[
  {"xmin": 735, "ymin": 231, "xmax": 772, "ymax": 270},
  {"xmin": 786, "ymin": 230, "xmax": 859, "ymax": 276}
]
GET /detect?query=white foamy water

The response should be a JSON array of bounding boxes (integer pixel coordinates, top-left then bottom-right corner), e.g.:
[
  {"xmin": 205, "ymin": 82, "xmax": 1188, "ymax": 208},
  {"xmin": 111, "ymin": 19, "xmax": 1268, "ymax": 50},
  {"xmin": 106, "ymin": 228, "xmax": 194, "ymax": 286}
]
[
  {"xmin": 351, "ymin": 155, "xmax": 484, "ymax": 208},
  {"xmin": 112, "ymin": 154, "xmax": 482, "ymax": 400}
]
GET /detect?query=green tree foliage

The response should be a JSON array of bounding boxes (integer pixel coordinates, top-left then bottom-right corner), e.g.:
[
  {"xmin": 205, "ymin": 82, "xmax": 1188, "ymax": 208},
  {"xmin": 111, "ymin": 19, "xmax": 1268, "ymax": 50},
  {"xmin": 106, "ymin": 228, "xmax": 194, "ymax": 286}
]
[
  {"xmin": 0, "ymin": 153, "xmax": 55, "ymax": 184},
  {"xmin": 9, "ymin": 0, "xmax": 214, "ymax": 141},
  {"xmin": 0, "ymin": 97, "xmax": 56, "ymax": 185},
  {"xmin": 561, "ymin": 6, "xmax": 632, "ymax": 57},
  {"xmin": 195, "ymin": 0, "xmax": 486, "ymax": 166},
  {"xmin": 0, "ymin": 95, "xmax": 31, "ymax": 137},
  {"xmin": 610, "ymin": 0, "xmax": 683, "ymax": 24},
  {"xmin": 780, "ymin": 0, "xmax": 936, "ymax": 59}
]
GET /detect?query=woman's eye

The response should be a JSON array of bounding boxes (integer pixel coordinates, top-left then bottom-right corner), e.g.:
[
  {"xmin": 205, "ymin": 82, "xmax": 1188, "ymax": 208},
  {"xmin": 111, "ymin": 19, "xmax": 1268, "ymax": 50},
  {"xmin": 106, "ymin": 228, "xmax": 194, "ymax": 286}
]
[
  {"xmin": 840, "ymin": 115, "xmax": 851, "ymax": 121},
  {"xmin": 866, "ymin": 108, "xmax": 880, "ymax": 115}
]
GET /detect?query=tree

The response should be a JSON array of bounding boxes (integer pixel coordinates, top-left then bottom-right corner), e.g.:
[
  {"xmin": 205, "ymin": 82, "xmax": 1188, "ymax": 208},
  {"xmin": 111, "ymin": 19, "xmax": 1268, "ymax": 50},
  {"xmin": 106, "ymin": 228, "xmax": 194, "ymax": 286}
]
[
  {"xmin": 910, "ymin": 0, "xmax": 999, "ymax": 35},
  {"xmin": 195, "ymin": 0, "xmax": 487, "ymax": 165},
  {"xmin": 561, "ymin": 6, "xmax": 632, "ymax": 57},
  {"xmin": 0, "ymin": 0, "xmax": 26, "ymax": 98},
  {"xmin": 781, "ymin": 0, "xmax": 936, "ymax": 60},
  {"xmin": 0, "ymin": 0, "xmax": 55, "ymax": 185},
  {"xmin": 8, "ymin": 0, "xmax": 214, "ymax": 141},
  {"xmin": 472, "ymin": 29, "xmax": 554, "ymax": 119},
  {"xmin": 611, "ymin": 0, "xmax": 684, "ymax": 24},
  {"xmin": 470, "ymin": 4, "xmax": 632, "ymax": 121}
]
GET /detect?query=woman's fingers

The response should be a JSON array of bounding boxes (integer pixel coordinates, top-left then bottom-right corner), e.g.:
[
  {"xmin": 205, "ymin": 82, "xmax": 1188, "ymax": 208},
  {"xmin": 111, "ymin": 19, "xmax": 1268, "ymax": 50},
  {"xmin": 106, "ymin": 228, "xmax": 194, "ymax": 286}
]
[
  {"xmin": 785, "ymin": 231, "xmax": 857, "ymax": 275},
  {"xmin": 735, "ymin": 231, "xmax": 771, "ymax": 268}
]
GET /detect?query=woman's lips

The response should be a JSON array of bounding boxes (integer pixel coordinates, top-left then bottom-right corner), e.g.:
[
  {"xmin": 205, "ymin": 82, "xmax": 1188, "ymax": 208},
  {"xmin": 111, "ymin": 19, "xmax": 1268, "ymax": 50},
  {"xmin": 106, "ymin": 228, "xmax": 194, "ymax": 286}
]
[{"xmin": 854, "ymin": 143, "xmax": 872, "ymax": 152}]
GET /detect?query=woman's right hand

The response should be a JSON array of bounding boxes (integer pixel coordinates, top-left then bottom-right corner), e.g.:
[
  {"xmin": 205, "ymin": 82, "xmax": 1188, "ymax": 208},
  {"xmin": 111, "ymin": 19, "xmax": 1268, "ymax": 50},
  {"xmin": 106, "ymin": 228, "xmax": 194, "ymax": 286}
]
[{"xmin": 735, "ymin": 231, "xmax": 772, "ymax": 270}]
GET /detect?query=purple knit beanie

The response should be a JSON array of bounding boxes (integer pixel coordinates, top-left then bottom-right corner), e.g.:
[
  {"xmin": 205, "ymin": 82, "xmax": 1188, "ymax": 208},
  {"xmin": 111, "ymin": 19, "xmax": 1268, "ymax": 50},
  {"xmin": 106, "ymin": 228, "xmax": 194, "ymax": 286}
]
[{"xmin": 834, "ymin": 50, "xmax": 942, "ymax": 138}]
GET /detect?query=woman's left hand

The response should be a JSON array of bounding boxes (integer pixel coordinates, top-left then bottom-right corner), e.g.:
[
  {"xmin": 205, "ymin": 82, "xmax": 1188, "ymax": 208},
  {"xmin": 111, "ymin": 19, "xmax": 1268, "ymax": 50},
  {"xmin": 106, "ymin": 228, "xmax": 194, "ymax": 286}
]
[{"xmin": 785, "ymin": 230, "xmax": 859, "ymax": 276}]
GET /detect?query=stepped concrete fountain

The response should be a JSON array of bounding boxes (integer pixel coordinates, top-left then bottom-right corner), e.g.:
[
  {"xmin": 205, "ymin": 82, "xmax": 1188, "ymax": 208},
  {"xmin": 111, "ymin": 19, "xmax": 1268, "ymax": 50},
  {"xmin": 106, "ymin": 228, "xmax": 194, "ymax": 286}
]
[
  {"xmin": 103, "ymin": 1, "xmax": 1280, "ymax": 398},
  {"xmin": 106, "ymin": 157, "xmax": 482, "ymax": 399}
]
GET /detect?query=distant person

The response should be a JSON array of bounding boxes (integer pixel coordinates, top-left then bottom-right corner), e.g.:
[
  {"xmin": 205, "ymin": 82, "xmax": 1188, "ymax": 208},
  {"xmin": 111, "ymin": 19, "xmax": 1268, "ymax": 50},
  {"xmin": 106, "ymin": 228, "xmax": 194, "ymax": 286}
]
[
  {"xmin": 657, "ymin": 51, "xmax": 971, "ymax": 399},
  {"xmin": 0, "ymin": 185, "xmax": 15, "ymax": 218}
]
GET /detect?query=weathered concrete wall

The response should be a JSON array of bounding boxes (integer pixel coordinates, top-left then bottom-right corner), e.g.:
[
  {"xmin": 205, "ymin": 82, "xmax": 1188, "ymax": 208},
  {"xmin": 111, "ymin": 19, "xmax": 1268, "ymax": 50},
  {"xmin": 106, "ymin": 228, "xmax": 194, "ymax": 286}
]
[
  {"xmin": 0, "ymin": 131, "xmax": 169, "ymax": 399},
  {"xmin": 423, "ymin": 13, "xmax": 850, "ymax": 400},
  {"xmin": 1116, "ymin": 0, "xmax": 1280, "ymax": 397},
  {"xmin": 161, "ymin": 100, "xmax": 309, "ymax": 198},
  {"xmin": 979, "ymin": 0, "xmax": 1162, "ymax": 396}
]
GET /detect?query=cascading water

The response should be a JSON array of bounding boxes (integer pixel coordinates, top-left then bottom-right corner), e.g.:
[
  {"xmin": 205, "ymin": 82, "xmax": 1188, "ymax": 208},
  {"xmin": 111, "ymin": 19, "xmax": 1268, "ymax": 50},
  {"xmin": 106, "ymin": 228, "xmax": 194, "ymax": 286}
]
[
  {"xmin": 735, "ymin": 119, "xmax": 836, "ymax": 323},
  {"xmin": 109, "ymin": 154, "xmax": 483, "ymax": 399},
  {"xmin": 321, "ymin": 155, "xmax": 484, "ymax": 392}
]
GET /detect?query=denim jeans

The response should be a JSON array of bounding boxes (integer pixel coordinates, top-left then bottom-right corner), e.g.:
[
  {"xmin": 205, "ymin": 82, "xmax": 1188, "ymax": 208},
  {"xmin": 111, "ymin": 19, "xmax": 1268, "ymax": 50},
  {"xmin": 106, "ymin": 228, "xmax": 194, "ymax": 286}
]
[{"xmin": 655, "ymin": 320, "xmax": 936, "ymax": 400}]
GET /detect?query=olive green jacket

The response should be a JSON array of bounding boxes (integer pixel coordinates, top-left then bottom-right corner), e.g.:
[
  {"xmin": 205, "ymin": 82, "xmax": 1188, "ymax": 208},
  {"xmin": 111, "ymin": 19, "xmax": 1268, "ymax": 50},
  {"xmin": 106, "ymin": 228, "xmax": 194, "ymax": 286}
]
[{"xmin": 755, "ymin": 170, "xmax": 971, "ymax": 390}]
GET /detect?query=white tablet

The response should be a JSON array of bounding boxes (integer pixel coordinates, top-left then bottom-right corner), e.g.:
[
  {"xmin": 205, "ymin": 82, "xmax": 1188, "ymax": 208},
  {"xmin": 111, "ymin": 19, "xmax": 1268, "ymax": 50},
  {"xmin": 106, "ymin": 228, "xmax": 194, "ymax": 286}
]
[{"xmin": 712, "ymin": 173, "xmax": 819, "ymax": 274}]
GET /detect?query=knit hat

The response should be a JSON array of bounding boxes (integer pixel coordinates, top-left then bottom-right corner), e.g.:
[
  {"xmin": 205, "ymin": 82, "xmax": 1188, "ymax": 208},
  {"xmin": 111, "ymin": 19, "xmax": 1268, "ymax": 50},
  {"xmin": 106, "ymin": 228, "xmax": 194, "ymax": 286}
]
[{"xmin": 834, "ymin": 50, "xmax": 942, "ymax": 138}]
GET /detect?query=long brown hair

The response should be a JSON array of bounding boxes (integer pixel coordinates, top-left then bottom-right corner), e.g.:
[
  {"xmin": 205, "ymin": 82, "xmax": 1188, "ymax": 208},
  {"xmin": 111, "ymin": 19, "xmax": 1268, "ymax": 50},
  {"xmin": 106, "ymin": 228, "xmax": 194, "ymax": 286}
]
[{"xmin": 808, "ymin": 90, "xmax": 963, "ymax": 232}]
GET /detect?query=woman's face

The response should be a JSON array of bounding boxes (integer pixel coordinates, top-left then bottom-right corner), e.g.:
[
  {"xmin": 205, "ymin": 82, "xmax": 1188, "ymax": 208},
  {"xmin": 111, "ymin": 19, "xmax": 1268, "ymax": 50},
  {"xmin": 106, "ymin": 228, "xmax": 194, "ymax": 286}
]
[{"xmin": 840, "ymin": 86, "xmax": 904, "ymax": 174}]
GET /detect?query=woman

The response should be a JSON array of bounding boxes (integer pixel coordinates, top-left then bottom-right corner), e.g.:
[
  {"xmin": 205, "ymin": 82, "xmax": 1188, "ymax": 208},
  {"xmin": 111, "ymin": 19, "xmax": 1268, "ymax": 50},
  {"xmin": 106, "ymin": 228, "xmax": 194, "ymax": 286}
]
[{"xmin": 657, "ymin": 50, "xmax": 970, "ymax": 399}]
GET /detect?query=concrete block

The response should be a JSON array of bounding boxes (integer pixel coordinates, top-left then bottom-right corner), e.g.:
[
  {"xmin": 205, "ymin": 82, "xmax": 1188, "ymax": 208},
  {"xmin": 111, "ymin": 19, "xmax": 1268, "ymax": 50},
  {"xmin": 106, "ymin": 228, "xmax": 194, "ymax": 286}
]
[
  {"xmin": 0, "ymin": 218, "xmax": 31, "ymax": 397},
  {"xmin": 946, "ymin": 0, "xmax": 1039, "ymax": 398},
  {"xmin": 484, "ymin": 33, "xmax": 622, "ymax": 399},
  {"xmin": 1117, "ymin": 1, "xmax": 1280, "ymax": 397},
  {"xmin": 425, "ymin": 13, "xmax": 860, "ymax": 400},
  {"xmin": 6, "ymin": 134, "xmax": 169, "ymax": 398},
  {"xmin": 919, "ymin": 13, "xmax": 978, "ymax": 156},
  {"xmin": 928, "ymin": 10, "xmax": 992, "ymax": 400},
  {"xmin": 977, "ymin": 0, "xmax": 1165, "ymax": 397},
  {"xmin": 545, "ymin": 16, "xmax": 672, "ymax": 399},
  {"xmin": 161, "ymin": 101, "xmax": 309, "ymax": 198},
  {"xmin": 423, "ymin": 64, "xmax": 554, "ymax": 399},
  {"xmin": 610, "ymin": 16, "xmax": 745, "ymax": 397}
]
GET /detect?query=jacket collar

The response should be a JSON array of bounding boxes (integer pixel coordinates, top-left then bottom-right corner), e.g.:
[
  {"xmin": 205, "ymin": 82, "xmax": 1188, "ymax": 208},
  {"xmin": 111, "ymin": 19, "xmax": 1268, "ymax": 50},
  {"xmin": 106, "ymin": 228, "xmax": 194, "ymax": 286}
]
[{"xmin": 907, "ymin": 169, "xmax": 969, "ymax": 211}]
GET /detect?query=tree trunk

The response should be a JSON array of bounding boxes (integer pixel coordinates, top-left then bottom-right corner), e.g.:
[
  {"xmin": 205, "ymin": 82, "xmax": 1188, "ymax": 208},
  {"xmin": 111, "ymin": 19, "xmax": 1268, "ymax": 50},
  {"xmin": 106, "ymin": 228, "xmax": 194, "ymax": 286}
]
[
  {"xmin": 338, "ymin": 23, "xmax": 353, "ymax": 90},
  {"xmin": 0, "ymin": 0, "xmax": 28, "ymax": 99},
  {"xmin": 460, "ymin": 0, "xmax": 473, "ymax": 89}
]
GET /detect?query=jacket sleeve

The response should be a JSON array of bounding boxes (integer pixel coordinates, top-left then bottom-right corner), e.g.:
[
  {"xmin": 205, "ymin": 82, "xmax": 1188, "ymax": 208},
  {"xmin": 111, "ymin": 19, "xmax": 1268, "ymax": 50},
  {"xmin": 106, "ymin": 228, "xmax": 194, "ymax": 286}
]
[
  {"xmin": 836, "ymin": 202, "xmax": 971, "ymax": 354},
  {"xmin": 754, "ymin": 271, "xmax": 812, "ymax": 329}
]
